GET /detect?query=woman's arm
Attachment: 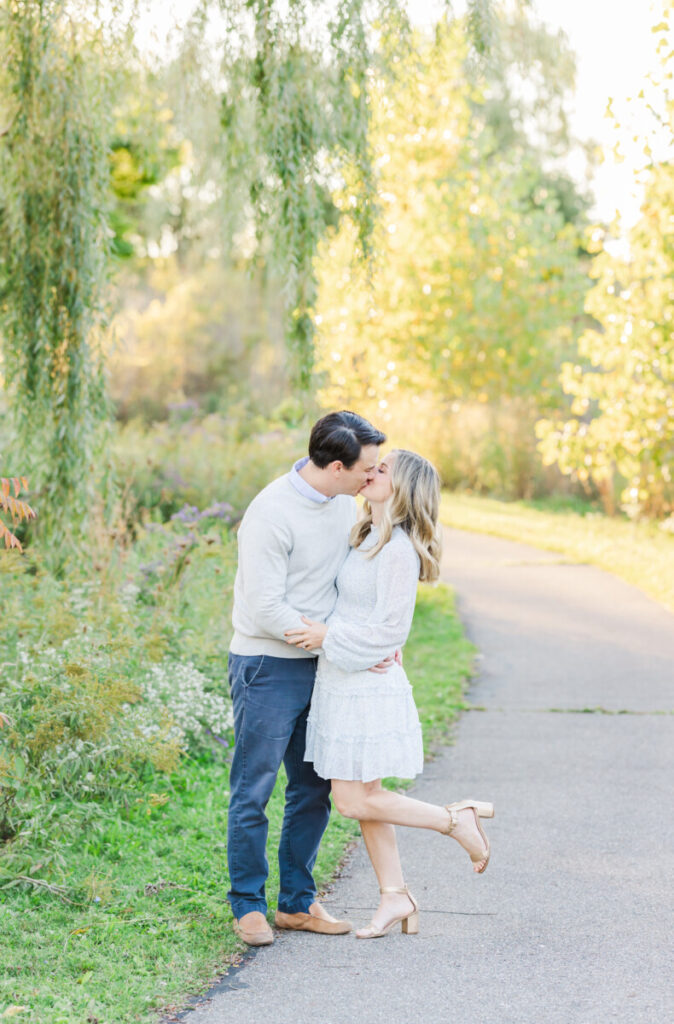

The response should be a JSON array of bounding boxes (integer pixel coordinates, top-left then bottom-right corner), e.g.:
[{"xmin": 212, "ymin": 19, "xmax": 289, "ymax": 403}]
[
  {"xmin": 320, "ymin": 536, "xmax": 419, "ymax": 672},
  {"xmin": 284, "ymin": 617, "xmax": 400, "ymax": 673}
]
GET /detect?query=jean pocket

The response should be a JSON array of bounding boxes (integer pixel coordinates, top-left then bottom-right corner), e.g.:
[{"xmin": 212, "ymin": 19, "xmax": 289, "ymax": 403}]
[
  {"xmin": 229, "ymin": 654, "xmax": 266, "ymax": 692},
  {"xmin": 242, "ymin": 655, "xmax": 266, "ymax": 687}
]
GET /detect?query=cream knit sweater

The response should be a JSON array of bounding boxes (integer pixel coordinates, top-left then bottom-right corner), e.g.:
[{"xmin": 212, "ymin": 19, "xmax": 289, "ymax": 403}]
[{"xmin": 230, "ymin": 473, "xmax": 357, "ymax": 659}]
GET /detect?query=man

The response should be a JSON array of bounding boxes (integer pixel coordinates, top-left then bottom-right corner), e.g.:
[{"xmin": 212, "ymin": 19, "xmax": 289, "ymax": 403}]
[{"xmin": 227, "ymin": 410, "xmax": 387, "ymax": 946}]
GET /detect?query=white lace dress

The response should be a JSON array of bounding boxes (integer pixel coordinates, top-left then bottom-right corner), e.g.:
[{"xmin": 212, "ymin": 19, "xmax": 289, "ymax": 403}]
[{"xmin": 304, "ymin": 525, "xmax": 424, "ymax": 783}]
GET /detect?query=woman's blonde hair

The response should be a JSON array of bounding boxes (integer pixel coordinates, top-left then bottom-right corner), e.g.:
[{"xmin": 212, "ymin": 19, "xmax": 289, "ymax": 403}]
[{"xmin": 350, "ymin": 449, "xmax": 442, "ymax": 582}]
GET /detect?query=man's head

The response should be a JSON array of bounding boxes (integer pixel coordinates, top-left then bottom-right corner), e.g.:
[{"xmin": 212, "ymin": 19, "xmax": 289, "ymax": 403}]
[{"xmin": 308, "ymin": 411, "xmax": 386, "ymax": 496}]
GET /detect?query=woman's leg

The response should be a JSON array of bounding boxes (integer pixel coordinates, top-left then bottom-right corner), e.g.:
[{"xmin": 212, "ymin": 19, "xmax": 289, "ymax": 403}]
[
  {"xmin": 357, "ymin": 817, "xmax": 417, "ymax": 935},
  {"xmin": 360, "ymin": 818, "xmax": 404, "ymax": 889},
  {"xmin": 332, "ymin": 778, "xmax": 489, "ymax": 872}
]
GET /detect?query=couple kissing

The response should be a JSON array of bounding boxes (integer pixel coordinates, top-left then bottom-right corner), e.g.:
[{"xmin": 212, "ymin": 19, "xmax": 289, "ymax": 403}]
[{"xmin": 227, "ymin": 410, "xmax": 493, "ymax": 945}]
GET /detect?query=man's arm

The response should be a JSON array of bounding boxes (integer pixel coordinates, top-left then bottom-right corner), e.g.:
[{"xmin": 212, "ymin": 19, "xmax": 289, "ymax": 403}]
[{"xmin": 237, "ymin": 515, "xmax": 304, "ymax": 640}]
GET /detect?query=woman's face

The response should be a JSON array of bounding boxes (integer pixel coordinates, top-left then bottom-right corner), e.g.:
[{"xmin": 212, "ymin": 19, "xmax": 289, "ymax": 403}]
[{"xmin": 360, "ymin": 453, "xmax": 395, "ymax": 504}]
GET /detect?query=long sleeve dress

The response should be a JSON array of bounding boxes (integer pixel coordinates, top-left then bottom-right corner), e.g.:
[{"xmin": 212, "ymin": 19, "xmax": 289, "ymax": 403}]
[{"xmin": 304, "ymin": 524, "xmax": 424, "ymax": 783}]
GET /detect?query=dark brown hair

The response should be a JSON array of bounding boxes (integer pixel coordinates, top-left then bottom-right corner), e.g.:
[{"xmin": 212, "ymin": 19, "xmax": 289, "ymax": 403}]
[{"xmin": 309, "ymin": 411, "xmax": 386, "ymax": 469}]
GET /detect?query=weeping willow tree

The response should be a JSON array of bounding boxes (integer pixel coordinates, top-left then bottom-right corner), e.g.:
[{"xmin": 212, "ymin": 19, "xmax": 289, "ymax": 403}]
[
  {"xmin": 0, "ymin": 0, "xmax": 111, "ymax": 554},
  {"xmin": 219, "ymin": 0, "xmax": 494, "ymax": 387},
  {"xmin": 0, "ymin": 0, "xmax": 495, "ymax": 551}
]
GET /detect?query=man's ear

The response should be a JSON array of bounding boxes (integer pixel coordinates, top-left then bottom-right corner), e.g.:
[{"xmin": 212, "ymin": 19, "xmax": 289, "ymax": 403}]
[{"xmin": 330, "ymin": 460, "xmax": 345, "ymax": 476}]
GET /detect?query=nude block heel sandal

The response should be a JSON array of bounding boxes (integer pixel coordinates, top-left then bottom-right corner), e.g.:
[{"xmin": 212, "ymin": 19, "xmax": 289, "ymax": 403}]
[
  {"xmin": 444, "ymin": 799, "xmax": 494, "ymax": 873},
  {"xmin": 447, "ymin": 799, "xmax": 494, "ymax": 818},
  {"xmin": 355, "ymin": 886, "xmax": 419, "ymax": 939}
]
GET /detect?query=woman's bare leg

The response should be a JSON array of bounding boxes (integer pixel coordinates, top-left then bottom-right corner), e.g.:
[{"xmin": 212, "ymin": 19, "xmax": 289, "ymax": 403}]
[
  {"xmin": 332, "ymin": 778, "xmax": 489, "ymax": 873},
  {"xmin": 357, "ymin": 817, "xmax": 416, "ymax": 936},
  {"xmin": 360, "ymin": 818, "xmax": 404, "ymax": 889}
]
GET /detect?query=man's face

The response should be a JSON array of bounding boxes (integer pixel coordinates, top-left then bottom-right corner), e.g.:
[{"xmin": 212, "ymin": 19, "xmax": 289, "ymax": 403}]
[{"xmin": 331, "ymin": 444, "xmax": 380, "ymax": 496}]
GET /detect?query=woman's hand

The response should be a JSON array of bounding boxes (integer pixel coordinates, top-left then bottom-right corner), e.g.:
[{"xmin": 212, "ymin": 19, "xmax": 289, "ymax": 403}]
[{"xmin": 284, "ymin": 616, "xmax": 328, "ymax": 650}]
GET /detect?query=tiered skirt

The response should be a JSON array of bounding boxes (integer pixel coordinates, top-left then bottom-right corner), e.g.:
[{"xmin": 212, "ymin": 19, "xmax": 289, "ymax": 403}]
[{"xmin": 304, "ymin": 655, "xmax": 424, "ymax": 783}]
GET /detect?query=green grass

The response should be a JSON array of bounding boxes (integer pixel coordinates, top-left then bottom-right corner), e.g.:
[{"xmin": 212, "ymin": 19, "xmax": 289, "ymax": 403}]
[
  {"xmin": 0, "ymin": 583, "xmax": 472, "ymax": 1024},
  {"xmin": 441, "ymin": 491, "xmax": 674, "ymax": 613}
]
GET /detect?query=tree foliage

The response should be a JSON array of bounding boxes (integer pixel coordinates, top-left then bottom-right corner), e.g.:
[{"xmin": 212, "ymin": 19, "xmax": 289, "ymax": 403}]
[
  {"xmin": 105, "ymin": 13, "xmax": 234, "ymax": 272},
  {"xmin": 218, "ymin": 0, "xmax": 495, "ymax": 386},
  {"xmin": 315, "ymin": 18, "xmax": 587, "ymax": 409},
  {"xmin": 108, "ymin": 74, "xmax": 183, "ymax": 261},
  {"xmin": 0, "ymin": 0, "xmax": 111, "ymax": 551},
  {"xmin": 537, "ymin": 8, "xmax": 674, "ymax": 517},
  {"xmin": 477, "ymin": 5, "xmax": 593, "ymax": 227}
]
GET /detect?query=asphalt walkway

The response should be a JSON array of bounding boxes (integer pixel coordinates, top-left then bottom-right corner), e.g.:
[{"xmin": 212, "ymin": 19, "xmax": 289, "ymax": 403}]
[{"xmin": 182, "ymin": 528, "xmax": 674, "ymax": 1024}]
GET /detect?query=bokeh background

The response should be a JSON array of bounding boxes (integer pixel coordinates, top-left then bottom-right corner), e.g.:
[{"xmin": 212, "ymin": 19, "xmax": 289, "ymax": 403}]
[
  {"xmin": 2, "ymin": 0, "xmax": 673, "ymax": 544},
  {"xmin": 0, "ymin": 3, "xmax": 672, "ymax": 1019}
]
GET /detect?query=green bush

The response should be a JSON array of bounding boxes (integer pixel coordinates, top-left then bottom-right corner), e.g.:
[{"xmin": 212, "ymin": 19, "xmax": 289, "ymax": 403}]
[
  {"xmin": 112, "ymin": 410, "xmax": 306, "ymax": 524},
  {"xmin": 0, "ymin": 513, "xmax": 237, "ymax": 876}
]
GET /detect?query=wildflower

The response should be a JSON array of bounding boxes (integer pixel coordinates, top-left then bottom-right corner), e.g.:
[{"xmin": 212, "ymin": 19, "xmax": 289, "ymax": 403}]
[{"xmin": 171, "ymin": 504, "xmax": 200, "ymax": 524}]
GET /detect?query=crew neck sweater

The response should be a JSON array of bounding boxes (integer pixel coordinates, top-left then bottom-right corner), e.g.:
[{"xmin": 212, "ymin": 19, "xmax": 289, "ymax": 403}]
[{"xmin": 230, "ymin": 474, "xmax": 357, "ymax": 659}]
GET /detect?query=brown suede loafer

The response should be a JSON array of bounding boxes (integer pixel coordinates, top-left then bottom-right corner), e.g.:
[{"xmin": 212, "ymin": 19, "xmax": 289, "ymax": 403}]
[
  {"xmin": 233, "ymin": 911, "xmax": 274, "ymax": 946},
  {"xmin": 274, "ymin": 907, "xmax": 352, "ymax": 935}
]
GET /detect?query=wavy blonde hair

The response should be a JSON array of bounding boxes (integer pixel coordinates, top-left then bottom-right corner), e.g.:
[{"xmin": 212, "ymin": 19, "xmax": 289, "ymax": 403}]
[{"xmin": 350, "ymin": 449, "xmax": 442, "ymax": 582}]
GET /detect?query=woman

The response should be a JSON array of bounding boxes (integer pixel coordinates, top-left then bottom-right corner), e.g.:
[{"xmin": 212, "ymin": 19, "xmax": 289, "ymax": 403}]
[{"xmin": 284, "ymin": 449, "xmax": 493, "ymax": 939}]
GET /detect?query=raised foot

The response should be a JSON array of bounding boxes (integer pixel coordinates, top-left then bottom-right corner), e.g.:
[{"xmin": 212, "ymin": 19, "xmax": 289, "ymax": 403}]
[{"xmin": 444, "ymin": 802, "xmax": 492, "ymax": 873}]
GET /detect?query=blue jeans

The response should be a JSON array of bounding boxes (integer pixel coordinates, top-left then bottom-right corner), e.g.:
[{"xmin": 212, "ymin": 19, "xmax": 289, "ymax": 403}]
[{"xmin": 226, "ymin": 653, "xmax": 331, "ymax": 918}]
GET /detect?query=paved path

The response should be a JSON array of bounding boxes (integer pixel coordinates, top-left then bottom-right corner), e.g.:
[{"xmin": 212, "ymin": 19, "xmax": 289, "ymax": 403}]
[{"xmin": 183, "ymin": 528, "xmax": 674, "ymax": 1024}]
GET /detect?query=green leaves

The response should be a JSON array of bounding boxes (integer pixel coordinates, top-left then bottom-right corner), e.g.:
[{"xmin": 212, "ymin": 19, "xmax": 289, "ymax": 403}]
[
  {"xmin": 315, "ymin": 20, "xmax": 586, "ymax": 407},
  {"xmin": 219, "ymin": 1, "xmax": 496, "ymax": 386},
  {"xmin": 220, "ymin": 1, "xmax": 376, "ymax": 384},
  {"xmin": 536, "ymin": 7, "xmax": 674, "ymax": 519},
  {"xmin": 0, "ymin": 2, "xmax": 112, "ymax": 556}
]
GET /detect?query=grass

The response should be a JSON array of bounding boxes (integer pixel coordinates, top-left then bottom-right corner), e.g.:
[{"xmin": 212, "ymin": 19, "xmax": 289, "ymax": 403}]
[
  {"xmin": 440, "ymin": 491, "xmax": 674, "ymax": 613},
  {"xmin": 0, "ymin": 583, "xmax": 473, "ymax": 1024},
  {"xmin": 404, "ymin": 584, "xmax": 474, "ymax": 746}
]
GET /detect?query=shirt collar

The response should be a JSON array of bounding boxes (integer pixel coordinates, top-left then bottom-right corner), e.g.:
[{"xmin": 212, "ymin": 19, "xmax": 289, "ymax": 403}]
[{"xmin": 289, "ymin": 457, "xmax": 333, "ymax": 504}]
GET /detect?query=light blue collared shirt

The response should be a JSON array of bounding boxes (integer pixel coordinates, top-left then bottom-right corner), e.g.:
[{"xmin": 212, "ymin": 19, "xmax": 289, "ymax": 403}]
[{"xmin": 289, "ymin": 456, "xmax": 333, "ymax": 503}]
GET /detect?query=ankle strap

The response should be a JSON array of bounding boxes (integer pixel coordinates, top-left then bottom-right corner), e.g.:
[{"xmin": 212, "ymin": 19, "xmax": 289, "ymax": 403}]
[
  {"xmin": 379, "ymin": 885, "xmax": 409, "ymax": 894},
  {"xmin": 443, "ymin": 805, "xmax": 458, "ymax": 835}
]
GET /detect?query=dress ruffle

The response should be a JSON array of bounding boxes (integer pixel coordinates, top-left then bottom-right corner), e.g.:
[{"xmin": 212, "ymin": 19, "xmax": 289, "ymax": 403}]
[{"xmin": 305, "ymin": 657, "xmax": 424, "ymax": 782}]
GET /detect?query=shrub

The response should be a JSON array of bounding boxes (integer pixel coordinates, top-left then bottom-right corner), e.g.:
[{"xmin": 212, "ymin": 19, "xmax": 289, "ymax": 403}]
[
  {"xmin": 0, "ymin": 631, "xmax": 231, "ymax": 846},
  {"xmin": 112, "ymin": 411, "xmax": 306, "ymax": 524},
  {"xmin": 0, "ymin": 512, "xmax": 237, "ymax": 872}
]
